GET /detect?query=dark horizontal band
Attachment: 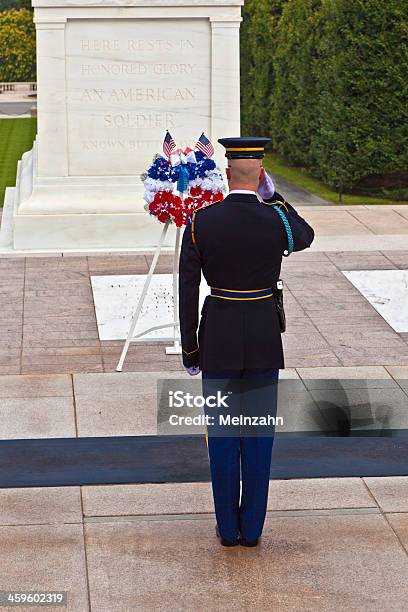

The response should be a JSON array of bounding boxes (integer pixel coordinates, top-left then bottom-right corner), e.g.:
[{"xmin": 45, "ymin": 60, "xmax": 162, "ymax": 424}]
[
  {"xmin": 225, "ymin": 151, "xmax": 265, "ymax": 159},
  {"xmin": 1, "ymin": 434, "xmax": 404, "ymax": 487}
]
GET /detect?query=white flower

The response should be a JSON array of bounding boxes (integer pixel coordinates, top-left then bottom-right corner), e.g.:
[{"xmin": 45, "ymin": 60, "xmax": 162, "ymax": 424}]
[
  {"xmin": 189, "ymin": 177, "xmax": 203, "ymax": 188},
  {"xmin": 143, "ymin": 178, "xmax": 175, "ymax": 194},
  {"xmin": 143, "ymin": 190, "xmax": 155, "ymax": 204},
  {"xmin": 161, "ymin": 181, "xmax": 175, "ymax": 192},
  {"xmin": 143, "ymin": 177, "xmax": 160, "ymax": 192},
  {"xmin": 188, "ymin": 168, "xmax": 225, "ymax": 194}
]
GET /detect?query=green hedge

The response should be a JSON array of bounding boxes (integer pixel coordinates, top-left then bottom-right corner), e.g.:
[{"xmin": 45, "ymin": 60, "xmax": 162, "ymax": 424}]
[
  {"xmin": 240, "ymin": 0, "xmax": 285, "ymax": 136},
  {"xmin": 270, "ymin": 0, "xmax": 320, "ymax": 168},
  {"xmin": 241, "ymin": 0, "xmax": 408, "ymax": 195},
  {"xmin": 313, "ymin": 0, "xmax": 407, "ymax": 193}
]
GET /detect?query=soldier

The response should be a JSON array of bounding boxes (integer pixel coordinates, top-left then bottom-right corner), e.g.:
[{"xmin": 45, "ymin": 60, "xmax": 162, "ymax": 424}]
[{"xmin": 178, "ymin": 137, "xmax": 315, "ymax": 547}]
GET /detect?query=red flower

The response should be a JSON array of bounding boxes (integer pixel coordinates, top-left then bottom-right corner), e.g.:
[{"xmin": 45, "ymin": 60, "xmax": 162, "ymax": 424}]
[
  {"xmin": 149, "ymin": 191, "xmax": 176, "ymax": 224},
  {"xmin": 212, "ymin": 191, "xmax": 224, "ymax": 203},
  {"xmin": 148, "ymin": 187, "xmax": 223, "ymax": 227},
  {"xmin": 190, "ymin": 186, "xmax": 202, "ymax": 197},
  {"xmin": 158, "ymin": 211, "xmax": 170, "ymax": 223}
]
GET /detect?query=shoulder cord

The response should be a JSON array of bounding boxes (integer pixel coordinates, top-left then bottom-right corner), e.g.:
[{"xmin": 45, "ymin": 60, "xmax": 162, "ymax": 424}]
[{"xmin": 272, "ymin": 205, "xmax": 294, "ymax": 256}]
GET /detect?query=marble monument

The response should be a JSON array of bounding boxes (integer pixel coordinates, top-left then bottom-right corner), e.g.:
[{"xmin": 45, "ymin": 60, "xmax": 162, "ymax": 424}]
[{"xmin": 7, "ymin": 0, "xmax": 243, "ymax": 250}]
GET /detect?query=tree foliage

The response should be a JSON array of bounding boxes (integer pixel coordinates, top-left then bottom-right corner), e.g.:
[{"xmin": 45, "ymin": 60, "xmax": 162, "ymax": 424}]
[
  {"xmin": 241, "ymin": 0, "xmax": 408, "ymax": 194},
  {"xmin": 0, "ymin": 8, "xmax": 36, "ymax": 82},
  {"xmin": 0, "ymin": 1, "xmax": 32, "ymax": 12}
]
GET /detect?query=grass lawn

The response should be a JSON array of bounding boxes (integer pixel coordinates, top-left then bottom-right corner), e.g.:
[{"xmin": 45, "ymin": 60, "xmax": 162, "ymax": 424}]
[
  {"xmin": 264, "ymin": 153, "xmax": 408, "ymax": 206},
  {"xmin": 0, "ymin": 118, "xmax": 37, "ymax": 206}
]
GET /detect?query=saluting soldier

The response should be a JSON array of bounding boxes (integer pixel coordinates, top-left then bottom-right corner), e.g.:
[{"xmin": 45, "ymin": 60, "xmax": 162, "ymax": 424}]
[{"xmin": 178, "ymin": 137, "xmax": 315, "ymax": 547}]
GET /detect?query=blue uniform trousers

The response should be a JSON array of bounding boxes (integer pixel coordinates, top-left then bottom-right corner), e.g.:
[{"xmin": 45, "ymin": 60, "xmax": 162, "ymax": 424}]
[{"xmin": 202, "ymin": 368, "xmax": 279, "ymax": 542}]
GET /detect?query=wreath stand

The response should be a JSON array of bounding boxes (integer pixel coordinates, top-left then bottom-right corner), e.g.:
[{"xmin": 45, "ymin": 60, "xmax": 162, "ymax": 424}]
[{"xmin": 116, "ymin": 219, "xmax": 182, "ymax": 372}]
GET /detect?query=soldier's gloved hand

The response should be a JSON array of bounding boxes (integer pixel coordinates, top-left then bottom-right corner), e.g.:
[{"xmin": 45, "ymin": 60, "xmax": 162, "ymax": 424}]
[
  {"xmin": 258, "ymin": 168, "xmax": 276, "ymax": 200},
  {"xmin": 185, "ymin": 366, "xmax": 201, "ymax": 376}
]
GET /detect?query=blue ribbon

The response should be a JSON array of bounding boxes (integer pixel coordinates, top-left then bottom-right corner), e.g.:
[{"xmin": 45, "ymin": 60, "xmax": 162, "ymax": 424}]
[{"xmin": 177, "ymin": 165, "xmax": 190, "ymax": 193}]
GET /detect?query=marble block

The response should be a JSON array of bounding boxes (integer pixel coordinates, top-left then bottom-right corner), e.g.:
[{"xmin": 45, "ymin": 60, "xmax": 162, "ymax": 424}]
[
  {"xmin": 91, "ymin": 273, "xmax": 208, "ymax": 341},
  {"xmin": 65, "ymin": 18, "xmax": 211, "ymax": 177},
  {"xmin": 343, "ymin": 270, "xmax": 408, "ymax": 333},
  {"xmin": 8, "ymin": 0, "xmax": 242, "ymax": 251}
]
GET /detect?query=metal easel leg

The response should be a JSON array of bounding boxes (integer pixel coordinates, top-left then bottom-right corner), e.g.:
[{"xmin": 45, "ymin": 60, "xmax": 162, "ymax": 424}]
[
  {"xmin": 166, "ymin": 225, "xmax": 182, "ymax": 355},
  {"xmin": 116, "ymin": 222, "xmax": 170, "ymax": 371}
]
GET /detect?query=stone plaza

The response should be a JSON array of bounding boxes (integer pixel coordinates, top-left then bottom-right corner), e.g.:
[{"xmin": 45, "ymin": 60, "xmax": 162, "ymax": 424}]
[
  {"xmin": 1, "ymin": 202, "xmax": 408, "ymax": 610},
  {"xmin": 1, "ymin": 0, "xmax": 408, "ymax": 610}
]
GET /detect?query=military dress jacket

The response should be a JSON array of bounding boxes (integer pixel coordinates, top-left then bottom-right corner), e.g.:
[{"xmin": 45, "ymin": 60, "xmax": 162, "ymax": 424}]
[{"xmin": 178, "ymin": 191, "xmax": 315, "ymax": 371}]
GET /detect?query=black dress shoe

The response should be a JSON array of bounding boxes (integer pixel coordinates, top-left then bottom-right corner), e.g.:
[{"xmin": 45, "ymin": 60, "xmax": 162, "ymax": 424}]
[
  {"xmin": 240, "ymin": 537, "xmax": 259, "ymax": 547},
  {"xmin": 215, "ymin": 525, "xmax": 239, "ymax": 547}
]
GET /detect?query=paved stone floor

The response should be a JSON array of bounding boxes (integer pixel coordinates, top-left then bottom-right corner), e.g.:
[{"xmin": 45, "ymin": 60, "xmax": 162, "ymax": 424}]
[
  {"xmin": 1, "ymin": 477, "xmax": 408, "ymax": 611},
  {"xmin": 1, "ymin": 204, "xmax": 408, "ymax": 610},
  {"xmin": 0, "ymin": 247, "xmax": 407, "ymax": 375},
  {"xmin": 0, "ymin": 366, "xmax": 406, "ymax": 441}
]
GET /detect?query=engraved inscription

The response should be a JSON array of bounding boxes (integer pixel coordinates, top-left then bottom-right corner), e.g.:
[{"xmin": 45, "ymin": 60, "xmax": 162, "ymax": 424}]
[
  {"xmin": 80, "ymin": 39, "xmax": 195, "ymax": 52},
  {"xmin": 66, "ymin": 19, "xmax": 211, "ymax": 176},
  {"xmin": 104, "ymin": 112, "xmax": 176, "ymax": 128},
  {"xmin": 81, "ymin": 139, "xmax": 162, "ymax": 151},
  {"xmin": 80, "ymin": 63, "xmax": 195, "ymax": 76},
  {"xmin": 81, "ymin": 88, "xmax": 196, "ymax": 103}
]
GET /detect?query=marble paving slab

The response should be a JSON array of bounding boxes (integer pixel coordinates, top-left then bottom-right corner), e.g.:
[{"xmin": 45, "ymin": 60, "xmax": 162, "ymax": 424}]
[
  {"xmin": 81, "ymin": 478, "xmax": 375, "ymax": 517},
  {"xmin": 363, "ymin": 476, "xmax": 408, "ymax": 512},
  {"xmin": 342, "ymin": 270, "xmax": 408, "ymax": 333},
  {"xmin": 91, "ymin": 274, "xmax": 208, "ymax": 341},
  {"xmin": 0, "ymin": 524, "xmax": 88, "ymax": 612},
  {"xmin": 83, "ymin": 514, "xmax": 408, "ymax": 611},
  {"xmin": 0, "ymin": 486, "xmax": 82, "ymax": 525}
]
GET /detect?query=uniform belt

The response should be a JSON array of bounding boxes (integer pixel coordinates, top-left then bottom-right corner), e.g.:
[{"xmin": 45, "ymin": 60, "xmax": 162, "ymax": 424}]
[{"xmin": 210, "ymin": 287, "xmax": 274, "ymax": 301}]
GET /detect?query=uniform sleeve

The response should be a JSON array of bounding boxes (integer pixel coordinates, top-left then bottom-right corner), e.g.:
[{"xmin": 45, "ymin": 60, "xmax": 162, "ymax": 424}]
[
  {"xmin": 178, "ymin": 219, "xmax": 202, "ymax": 367},
  {"xmin": 284, "ymin": 202, "xmax": 315, "ymax": 252}
]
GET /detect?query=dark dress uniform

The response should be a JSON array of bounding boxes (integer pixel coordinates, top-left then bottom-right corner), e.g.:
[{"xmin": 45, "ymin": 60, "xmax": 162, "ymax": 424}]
[
  {"xmin": 178, "ymin": 138, "xmax": 315, "ymax": 544},
  {"xmin": 179, "ymin": 190, "xmax": 314, "ymax": 371}
]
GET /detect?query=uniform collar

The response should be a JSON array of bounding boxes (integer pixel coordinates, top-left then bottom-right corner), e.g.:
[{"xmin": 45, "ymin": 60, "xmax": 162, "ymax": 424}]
[{"xmin": 227, "ymin": 189, "xmax": 263, "ymax": 203}]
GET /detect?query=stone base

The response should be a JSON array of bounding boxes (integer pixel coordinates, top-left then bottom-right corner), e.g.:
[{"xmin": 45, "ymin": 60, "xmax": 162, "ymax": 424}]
[
  {"xmin": 13, "ymin": 209, "xmax": 176, "ymax": 251},
  {"xmin": 7, "ymin": 144, "xmax": 176, "ymax": 252}
]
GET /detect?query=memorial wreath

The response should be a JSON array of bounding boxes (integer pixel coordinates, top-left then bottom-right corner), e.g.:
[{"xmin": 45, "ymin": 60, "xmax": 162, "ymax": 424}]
[{"xmin": 142, "ymin": 131, "xmax": 225, "ymax": 227}]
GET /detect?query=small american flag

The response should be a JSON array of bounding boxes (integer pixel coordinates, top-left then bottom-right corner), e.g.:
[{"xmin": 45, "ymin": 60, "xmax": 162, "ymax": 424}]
[
  {"xmin": 163, "ymin": 131, "xmax": 176, "ymax": 158},
  {"xmin": 196, "ymin": 133, "xmax": 214, "ymax": 158}
]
